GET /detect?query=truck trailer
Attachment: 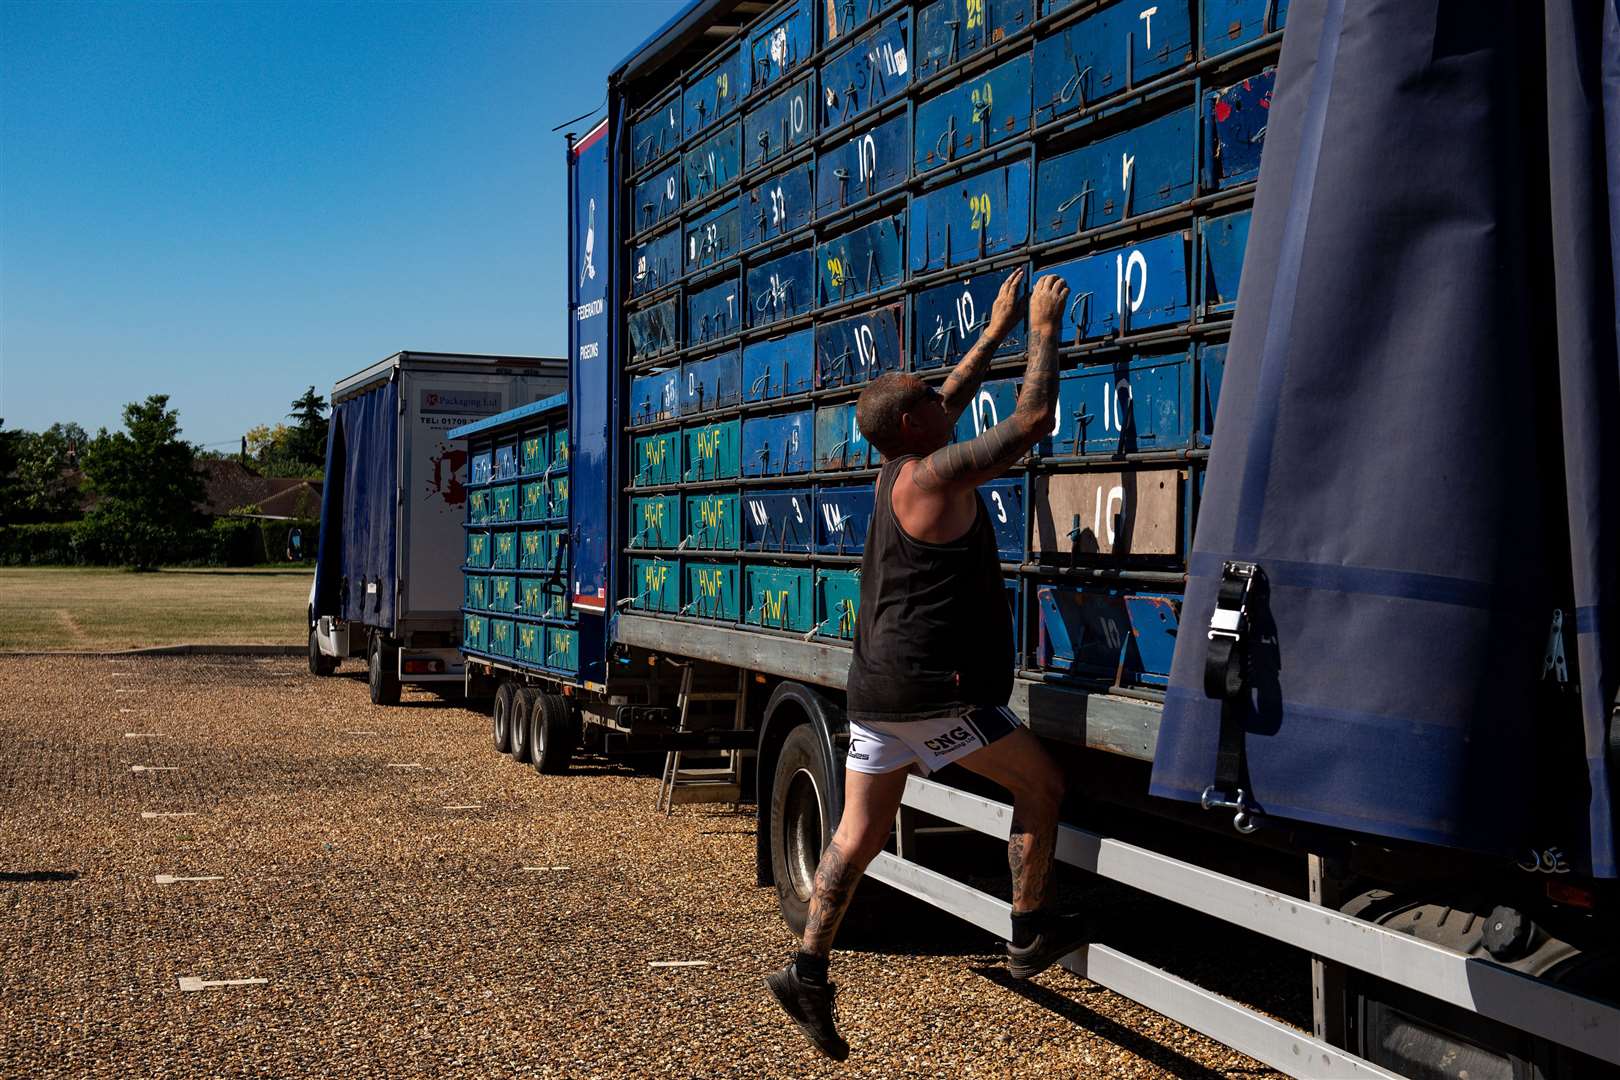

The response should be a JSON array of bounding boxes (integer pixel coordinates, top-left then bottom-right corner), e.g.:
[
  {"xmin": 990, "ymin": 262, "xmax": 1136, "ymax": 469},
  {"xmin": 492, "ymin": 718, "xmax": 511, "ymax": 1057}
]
[
  {"xmin": 452, "ymin": 1, "xmax": 1620, "ymax": 1076},
  {"xmin": 310, "ymin": 350, "xmax": 565, "ymax": 703}
]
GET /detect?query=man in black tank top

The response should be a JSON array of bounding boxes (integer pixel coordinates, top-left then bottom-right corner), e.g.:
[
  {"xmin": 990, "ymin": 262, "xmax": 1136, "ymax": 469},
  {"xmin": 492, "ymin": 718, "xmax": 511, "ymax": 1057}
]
[{"xmin": 767, "ymin": 274, "xmax": 1092, "ymax": 1060}]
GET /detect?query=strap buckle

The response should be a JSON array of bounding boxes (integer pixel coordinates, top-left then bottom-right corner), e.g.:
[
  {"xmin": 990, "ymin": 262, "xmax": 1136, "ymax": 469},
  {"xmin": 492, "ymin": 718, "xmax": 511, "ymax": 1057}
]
[{"xmin": 1206, "ymin": 560, "xmax": 1260, "ymax": 645}]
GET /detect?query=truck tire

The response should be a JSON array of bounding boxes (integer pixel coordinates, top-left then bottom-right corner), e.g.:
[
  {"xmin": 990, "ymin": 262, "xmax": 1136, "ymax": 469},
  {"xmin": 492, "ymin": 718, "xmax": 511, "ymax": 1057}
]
[
  {"xmin": 510, "ymin": 688, "xmax": 535, "ymax": 765},
  {"xmin": 769, "ymin": 723, "xmax": 834, "ymax": 938},
  {"xmin": 308, "ymin": 626, "xmax": 336, "ymax": 676},
  {"xmin": 491, "ymin": 681, "xmax": 515, "ymax": 754},
  {"xmin": 368, "ymin": 635, "xmax": 401, "ymax": 706},
  {"xmin": 531, "ymin": 693, "xmax": 575, "ymax": 775}
]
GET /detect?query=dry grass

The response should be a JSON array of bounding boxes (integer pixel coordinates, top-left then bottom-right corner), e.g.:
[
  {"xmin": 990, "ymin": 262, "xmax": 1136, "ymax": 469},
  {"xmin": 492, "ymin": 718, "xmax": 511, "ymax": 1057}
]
[
  {"xmin": 0, "ymin": 567, "xmax": 311, "ymax": 651},
  {"xmin": 0, "ymin": 655, "xmax": 1287, "ymax": 1078}
]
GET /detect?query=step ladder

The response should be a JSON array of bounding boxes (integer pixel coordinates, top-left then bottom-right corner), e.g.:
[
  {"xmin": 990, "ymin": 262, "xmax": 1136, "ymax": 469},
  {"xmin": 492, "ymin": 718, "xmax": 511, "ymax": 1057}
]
[{"xmin": 657, "ymin": 665, "xmax": 748, "ymax": 813}]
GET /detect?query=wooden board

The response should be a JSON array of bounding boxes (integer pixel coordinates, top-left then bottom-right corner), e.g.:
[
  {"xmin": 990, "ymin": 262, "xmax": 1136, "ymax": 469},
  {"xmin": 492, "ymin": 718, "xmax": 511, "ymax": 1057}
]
[{"xmin": 1031, "ymin": 469, "xmax": 1183, "ymax": 557}]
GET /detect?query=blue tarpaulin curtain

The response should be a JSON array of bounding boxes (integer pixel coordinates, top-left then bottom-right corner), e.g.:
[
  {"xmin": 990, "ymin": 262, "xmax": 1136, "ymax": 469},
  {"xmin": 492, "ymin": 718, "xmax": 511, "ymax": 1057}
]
[
  {"xmin": 310, "ymin": 383, "xmax": 400, "ymax": 631},
  {"xmin": 311, "ymin": 410, "xmax": 346, "ymax": 620},
  {"xmin": 1149, "ymin": 0, "xmax": 1620, "ymax": 877}
]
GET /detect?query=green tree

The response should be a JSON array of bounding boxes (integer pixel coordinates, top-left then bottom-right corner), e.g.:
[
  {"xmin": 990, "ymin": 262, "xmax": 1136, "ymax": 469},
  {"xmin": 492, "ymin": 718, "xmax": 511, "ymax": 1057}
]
[
  {"xmin": 0, "ymin": 421, "xmax": 87, "ymax": 523},
  {"xmin": 286, "ymin": 386, "xmax": 329, "ymax": 469},
  {"xmin": 0, "ymin": 422, "xmax": 23, "ymax": 522},
  {"xmin": 80, "ymin": 395, "xmax": 204, "ymax": 569}
]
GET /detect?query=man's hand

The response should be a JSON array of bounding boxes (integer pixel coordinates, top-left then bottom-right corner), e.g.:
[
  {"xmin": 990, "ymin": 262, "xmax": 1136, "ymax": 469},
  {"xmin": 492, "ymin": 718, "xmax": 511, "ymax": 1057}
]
[
  {"xmin": 1028, "ymin": 273, "xmax": 1070, "ymax": 336},
  {"xmin": 985, "ymin": 267, "xmax": 1026, "ymax": 340}
]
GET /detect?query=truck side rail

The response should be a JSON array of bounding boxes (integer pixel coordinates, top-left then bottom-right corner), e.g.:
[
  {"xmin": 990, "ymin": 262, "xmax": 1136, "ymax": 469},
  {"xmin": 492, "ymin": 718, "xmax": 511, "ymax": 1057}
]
[
  {"xmin": 614, "ymin": 611, "xmax": 1162, "ymax": 760},
  {"xmin": 873, "ymin": 774, "xmax": 1620, "ymax": 1072}
]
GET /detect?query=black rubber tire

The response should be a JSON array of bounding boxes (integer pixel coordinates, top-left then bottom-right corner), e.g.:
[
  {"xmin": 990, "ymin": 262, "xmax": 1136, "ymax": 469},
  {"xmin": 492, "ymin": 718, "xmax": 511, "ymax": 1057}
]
[
  {"xmin": 368, "ymin": 634, "xmax": 401, "ymax": 706},
  {"xmin": 769, "ymin": 723, "xmax": 835, "ymax": 939},
  {"xmin": 531, "ymin": 693, "xmax": 575, "ymax": 775},
  {"xmin": 510, "ymin": 688, "xmax": 535, "ymax": 765},
  {"xmin": 491, "ymin": 681, "xmax": 515, "ymax": 754},
  {"xmin": 308, "ymin": 625, "xmax": 336, "ymax": 676}
]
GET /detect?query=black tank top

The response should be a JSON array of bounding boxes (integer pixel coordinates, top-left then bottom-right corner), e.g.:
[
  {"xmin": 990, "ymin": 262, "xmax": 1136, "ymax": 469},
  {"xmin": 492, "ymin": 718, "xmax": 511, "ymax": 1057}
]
[{"xmin": 845, "ymin": 455, "xmax": 1014, "ymax": 716}]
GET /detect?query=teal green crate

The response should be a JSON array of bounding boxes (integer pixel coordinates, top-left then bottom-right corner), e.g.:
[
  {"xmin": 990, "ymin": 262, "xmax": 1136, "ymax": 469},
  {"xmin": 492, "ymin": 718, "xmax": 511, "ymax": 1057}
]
[
  {"xmin": 489, "ymin": 483, "xmax": 519, "ymax": 523},
  {"xmin": 546, "ymin": 627, "xmax": 580, "ymax": 674},
  {"xmin": 632, "ymin": 431, "xmax": 680, "ymax": 486},
  {"xmin": 745, "ymin": 564, "xmax": 814, "ymax": 632},
  {"xmin": 551, "ymin": 426, "xmax": 570, "ymax": 470},
  {"xmin": 491, "ymin": 529, "xmax": 518, "ymax": 570},
  {"xmin": 468, "ymin": 488, "xmax": 490, "ymax": 525},
  {"xmin": 546, "ymin": 586, "xmax": 569, "ymax": 620},
  {"xmin": 685, "ymin": 560, "xmax": 740, "ymax": 621},
  {"xmin": 488, "ymin": 618, "xmax": 516, "ymax": 658},
  {"xmin": 683, "ymin": 419, "xmax": 741, "ymax": 481},
  {"xmin": 464, "ymin": 574, "xmax": 489, "ymax": 612},
  {"xmin": 521, "ymin": 479, "xmax": 549, "ymax": 521},
  {"xmin": 515, "ymin": 621, "xmax": 545, "ymax": 664},
  {"xmin": 629, "ymin": 557, "xmax": 680, "ymax": 613},
  {"xmin": 548, "ymin": 528, "xmax": 568, "ymax": 570},
  {"xmin": 519, "ymin": 576, "xmax": 547, "ymax": 617},
  {"xmin": 462, "ymin": 612, "xmax": 488, "ymax": 652},
  {"xmin": 549, "ymin": 473, "xmax": 571, "ymax": 520},
  {"xmin": 815, "ymin": 569, "xmax": 861, "ymax": 640},
  {"xmin": 630, "ymin": 494, "xmax": 682, "ymax": 549},
  {"xmin": 466, "ymin": 531, "xmax": 492, "ymax": 569},
  {"xmin": 685, "ymin": 492, "xmax": 739, "ymax": 550},
  {"xmin": 489, "ymin": 574, "xmax": 517, "ymax": 614},
  {"xmin": 521, "ymin": 431, "xmax": 548, "ymax": 475},
  {"xmin": 519, "ymin": 527, "xmax": 549, "ymax": 570}
]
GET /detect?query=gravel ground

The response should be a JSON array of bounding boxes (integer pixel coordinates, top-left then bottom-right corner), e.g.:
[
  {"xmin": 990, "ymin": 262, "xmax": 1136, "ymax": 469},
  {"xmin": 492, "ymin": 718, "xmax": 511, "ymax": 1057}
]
[{"xmin": 0, "ymin": 655, "xmax": 1287, "ymax": 1078}]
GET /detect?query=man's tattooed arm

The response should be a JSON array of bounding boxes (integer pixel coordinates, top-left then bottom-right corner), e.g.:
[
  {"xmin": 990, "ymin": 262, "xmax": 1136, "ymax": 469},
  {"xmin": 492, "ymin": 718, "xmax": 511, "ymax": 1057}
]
[
  {"xmin": 912, "ymin": 323, "xmax": 1061, "ymax": 493},
  {"xmin": 938, "ymin": 333, "xmax": 1001, "ymax": 426},
  {"xmin": 940, "ymin": 267, "xmax": 1025, "ymax": 424}
]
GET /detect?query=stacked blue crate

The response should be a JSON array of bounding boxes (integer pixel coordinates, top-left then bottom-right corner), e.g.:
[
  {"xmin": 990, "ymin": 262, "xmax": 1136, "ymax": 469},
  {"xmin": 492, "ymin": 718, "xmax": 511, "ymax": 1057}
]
[{"xmin": 616, "ymin": 0, "xmax": 1284, "ymax": 673}]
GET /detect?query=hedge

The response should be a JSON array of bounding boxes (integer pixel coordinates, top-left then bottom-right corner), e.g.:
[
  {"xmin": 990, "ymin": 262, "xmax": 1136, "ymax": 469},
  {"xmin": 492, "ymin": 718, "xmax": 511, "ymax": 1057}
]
[{"xmin": 0, "ymin": 517, "xmax": 320, "ymax": 568}]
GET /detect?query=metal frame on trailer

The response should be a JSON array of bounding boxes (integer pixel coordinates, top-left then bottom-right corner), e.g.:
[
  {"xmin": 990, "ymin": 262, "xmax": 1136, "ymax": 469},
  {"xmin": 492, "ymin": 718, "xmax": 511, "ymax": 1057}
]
[{"xmin": 871, "ymin": 774, "xmax": 1620, "ymax": 1075}]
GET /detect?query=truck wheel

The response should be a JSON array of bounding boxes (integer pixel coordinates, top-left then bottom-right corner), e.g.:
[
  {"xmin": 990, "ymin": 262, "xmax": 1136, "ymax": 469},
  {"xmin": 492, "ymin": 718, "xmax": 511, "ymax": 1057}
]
[
  {"xmin": 368, "ymin": 635, "xmax": 401, "ymax": 706},
  {"xmin": 531, "ymin": 693, "xmax": 575, "ymax": 775},
  {"xmin": 491, "ymin": 681, "xmax": 515, "ymax": 754},
  {"xmin": 510, "ymin": 688, "xmax": 535, "ymax": 765},
  {"xmin": 308, "ymin": 626, "xmax": 336, "ymax": 676},
  {"xmin": 769, "ymin": 724, "xmax": 834, "ymax": 938}
]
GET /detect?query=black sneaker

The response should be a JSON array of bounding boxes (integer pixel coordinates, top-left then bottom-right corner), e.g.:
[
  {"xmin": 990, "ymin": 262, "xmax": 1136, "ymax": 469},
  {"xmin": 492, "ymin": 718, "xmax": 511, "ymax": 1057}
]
[
  {"xmin": 765, "ymin": 963, "xmax": 849, "ymax": 1061},
  {"xmin": 1005, "ymin": 911, "xmax": 1091, "ymax": 980}
]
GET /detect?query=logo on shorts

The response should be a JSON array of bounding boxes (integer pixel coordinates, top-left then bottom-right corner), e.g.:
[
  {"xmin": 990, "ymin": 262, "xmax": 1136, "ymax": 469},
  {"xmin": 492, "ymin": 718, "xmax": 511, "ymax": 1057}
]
[{"xmin": 923, "ymin": 726, "xmax": 975, "ymax": 754}]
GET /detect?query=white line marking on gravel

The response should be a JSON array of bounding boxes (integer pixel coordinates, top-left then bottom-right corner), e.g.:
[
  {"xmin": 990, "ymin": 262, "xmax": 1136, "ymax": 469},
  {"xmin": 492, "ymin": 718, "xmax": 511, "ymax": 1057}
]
[
  {"xmin": 124, "ymin": 732, "xmax": 166, "ymax": 738},
  {"xmin": 141, "ymin": 812, "xmax": 196, "ymax": 819},
  {"xmin": 155, "ymin": 874, "xmax": 224, "ymax": 885},
  {"xmin": 177, "ymin": 976, "xmax": 268, "ymax": 992},
  {"xmin": 521, "ymin": 866, "xmax": 572, "ymax": 871},
  {"xmin": 114, "ymin": 689, "xmax": 147, "ymax": 694},
  {"xmin": 648, "ymin": 961, "xmax": 710, "ymax": 969},
  {"xmin": 342, "ymin": 730, "xmax": 379, "ymax": 735},
  {"xmin": 118, "ymin": 709, "xmax": 138, "ymax": 714},
  {"xmin": 386, "ymin": 763, "xmax": 423, "ymax": 769},
  {"xmin": 443, "ymin": 804, "xmax": 483, "ymax": 810},
  {"xmin": 130, "ymin": 765, "xmax": 179, "ymax": 773}
]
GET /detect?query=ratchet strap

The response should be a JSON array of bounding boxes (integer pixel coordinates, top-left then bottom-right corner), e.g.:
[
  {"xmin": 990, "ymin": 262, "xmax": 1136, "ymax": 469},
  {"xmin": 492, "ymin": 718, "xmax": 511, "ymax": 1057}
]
[{"xmin": 1200, "ymin": 560, "xmax": 1263, "ymax": 834}]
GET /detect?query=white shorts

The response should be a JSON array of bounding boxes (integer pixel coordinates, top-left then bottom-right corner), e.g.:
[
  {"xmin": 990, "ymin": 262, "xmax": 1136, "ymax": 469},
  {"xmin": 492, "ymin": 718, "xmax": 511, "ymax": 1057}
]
[{"xmin": 845, "ymin": 705, "xmax": 1021, "ymax": 776}]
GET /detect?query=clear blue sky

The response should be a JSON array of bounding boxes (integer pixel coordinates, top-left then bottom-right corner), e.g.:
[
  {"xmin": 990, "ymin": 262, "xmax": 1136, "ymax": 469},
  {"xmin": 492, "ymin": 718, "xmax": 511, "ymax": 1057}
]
[{"xmin": 1, "ymin": 0, "xmax": 685, "ymax": 448}]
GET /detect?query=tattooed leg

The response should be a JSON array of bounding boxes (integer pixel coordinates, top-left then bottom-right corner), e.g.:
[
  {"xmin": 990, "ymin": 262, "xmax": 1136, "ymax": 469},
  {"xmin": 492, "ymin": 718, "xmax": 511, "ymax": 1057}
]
[
  {"xmin": 802, "ymin": 841, "xmax": 862, "ymax": 956},
  {"xmin": 800, "ymin": 766, "xmax": 911, "ymax": 957},
  {"xmin": 1008, "ymin": 810, "xmax": 1056, "ymax": 914}
]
